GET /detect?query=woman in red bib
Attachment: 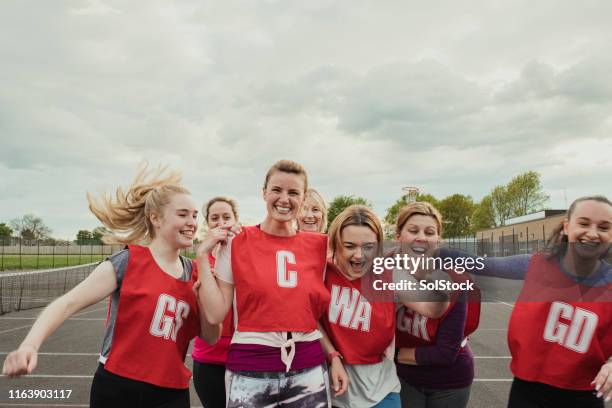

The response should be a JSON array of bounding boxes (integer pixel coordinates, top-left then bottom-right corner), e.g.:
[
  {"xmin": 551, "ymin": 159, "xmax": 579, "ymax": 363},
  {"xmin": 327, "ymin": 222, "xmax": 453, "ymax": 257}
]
[
  {"xmin": 192, "ymin": 196, "xmax": 239, "ymax": 408},
  {"xmin": 197, "ymin": 160, "xmax": 338, "ymax": 407},
  {"xmin": 321, "ymin": 205, "xmax": 449, "ymax": 408},
  {"xmin": 393, "ymin": 202, "xmax": 480, "ymax": 408},
  {"xmin": 443, "ymin": 196, "xmax": 612, "ymax": 407},
  {"xmin": 2, "ymin": 164, "xmax": 220, "ymax": 408}
]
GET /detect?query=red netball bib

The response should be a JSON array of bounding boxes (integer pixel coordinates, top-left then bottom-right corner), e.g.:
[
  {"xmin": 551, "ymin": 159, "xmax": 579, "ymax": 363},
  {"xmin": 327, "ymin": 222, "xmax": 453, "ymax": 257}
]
[
  {"xmin": 508, "ymin": 254, "xmax": 611, "ymax": 390},
  {"xmin": 232, "ymin": 226, "xmax": 329, "ymax": 332},
  {"xmin": 322, "ymin": 262, "xmax": 396, "ymax": 364},
  {"xmin": 104, "ymin": 245, "xmax": 200, "ymax": 389}
]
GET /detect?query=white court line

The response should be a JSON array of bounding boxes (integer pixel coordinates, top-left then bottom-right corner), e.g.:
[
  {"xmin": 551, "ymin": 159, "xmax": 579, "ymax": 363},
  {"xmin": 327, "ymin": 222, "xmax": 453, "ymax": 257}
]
[
  {"xmin": 0, "ymin": 317, "xmax": 104, "ymax": 321},
  {"xmin": 0, "ymin": 352, "xmax": 98, "ymax": 356},
  {"xmin": 496, "ymin": 301, "xmax": 515, "ymax": 307},
  {"xmin": 0, "ymin": 325, "xmax": 33, "ymax": 335},
  {"xmin": 3, "ymin": 373, "xmax": 514, "ymax": 383},
  {"xmin": 72, "ymin": 307, "xmax": 107, "ymax": 316},
  {"xmin": 0, "ymin": 352, "xmax": 197, "ymax": 359},
  {"xmin": 0, "ymin": 374, "xmax": 93, "ymax": 378}
]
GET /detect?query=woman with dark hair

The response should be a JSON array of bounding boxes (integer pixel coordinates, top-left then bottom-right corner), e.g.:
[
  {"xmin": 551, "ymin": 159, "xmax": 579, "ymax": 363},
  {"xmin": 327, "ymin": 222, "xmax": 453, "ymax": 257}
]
[
  {"xmin": 192, "ymin": 196, "xmax": 239, "ymax": 408},
  {"xmin": 444, "ymin": 196, "xmax": 612, "ymax": 407}
]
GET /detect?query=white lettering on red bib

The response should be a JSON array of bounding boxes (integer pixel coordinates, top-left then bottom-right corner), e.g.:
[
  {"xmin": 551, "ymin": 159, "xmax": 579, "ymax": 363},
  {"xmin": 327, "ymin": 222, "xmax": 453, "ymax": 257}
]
[
  {"xmin": 543, "ymin": 301, "xmax": 598, "ymax": 353},
  {"xmin": 276, "ymin": 250, "xmax": 298, "ymax": 288},
  {"xmin": 329, "ymin": 284, "xmax": 372, "ymax": 332},
  {"xmin": 149, "ymin": 293, "xmax": 190, "ymax": 342}
]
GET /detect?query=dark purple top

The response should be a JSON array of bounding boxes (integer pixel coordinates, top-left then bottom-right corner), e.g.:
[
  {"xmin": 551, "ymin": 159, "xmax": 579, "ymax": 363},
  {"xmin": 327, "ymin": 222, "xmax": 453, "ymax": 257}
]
[
  {"xmin": 396, "ymin": 299, "xmax": 474, "ymax": 389},
  {"xmin": 226, "ymin": 340, "xmax": 325, "ymax": 372}
]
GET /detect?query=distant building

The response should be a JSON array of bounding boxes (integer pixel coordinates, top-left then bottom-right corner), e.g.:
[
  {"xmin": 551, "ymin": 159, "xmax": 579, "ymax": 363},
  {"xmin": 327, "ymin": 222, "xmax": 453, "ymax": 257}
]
[{"xmin": 475, "ymin": 210, "xmax": 566, "ymax": 256}]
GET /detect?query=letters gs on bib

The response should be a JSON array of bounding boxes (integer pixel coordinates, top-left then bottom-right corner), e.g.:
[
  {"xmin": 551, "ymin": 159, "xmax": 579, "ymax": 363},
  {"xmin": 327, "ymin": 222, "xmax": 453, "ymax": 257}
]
[{"xmin": 150, "ymin": 294, "xmax": 190, "ymax": 342}]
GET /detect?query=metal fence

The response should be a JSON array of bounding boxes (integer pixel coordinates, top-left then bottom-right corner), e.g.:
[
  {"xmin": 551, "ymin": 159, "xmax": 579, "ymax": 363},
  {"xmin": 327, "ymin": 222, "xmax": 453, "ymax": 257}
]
[
  {"xmin": 444, "ymin": 235, "xmax": 547, "ymax": 257},
  {"xmin": 0, "ymin": 238, "xmax": 197, "ymax": 271},
  {"xmin": 0, "ymin": 263, "xmax": 98, "ymax": 315}
]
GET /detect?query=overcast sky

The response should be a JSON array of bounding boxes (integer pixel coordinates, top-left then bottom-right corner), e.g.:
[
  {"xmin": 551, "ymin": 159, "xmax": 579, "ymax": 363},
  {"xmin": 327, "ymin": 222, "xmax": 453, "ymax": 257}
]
[{"xmin": 1, "ymin": 0, "xmax": 611, "ymax": 239}]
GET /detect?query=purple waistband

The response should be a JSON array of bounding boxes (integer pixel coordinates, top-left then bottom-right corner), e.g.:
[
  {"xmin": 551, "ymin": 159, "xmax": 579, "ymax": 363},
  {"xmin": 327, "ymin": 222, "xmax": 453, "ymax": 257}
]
[{"xmin": 226, "ymin": 340, "xmax": 325, "ymax": 372}]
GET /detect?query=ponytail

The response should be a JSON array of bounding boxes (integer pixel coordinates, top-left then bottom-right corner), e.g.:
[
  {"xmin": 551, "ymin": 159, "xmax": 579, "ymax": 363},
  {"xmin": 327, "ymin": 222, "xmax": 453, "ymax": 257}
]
[{"xmin": 87, "ymin": 163, "xmax": 190, "ymax": 245}]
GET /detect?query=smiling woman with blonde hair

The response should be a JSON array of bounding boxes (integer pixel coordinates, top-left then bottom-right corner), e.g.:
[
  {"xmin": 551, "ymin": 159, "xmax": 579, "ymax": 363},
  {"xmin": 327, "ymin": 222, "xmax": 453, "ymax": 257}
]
[
  {"xmin": 298, "ymin": 188, "xmax": 328, "ymax": 233},
  {"xmin": 3, "ymin": 164, "xmax": 219, "ymax": 408}
]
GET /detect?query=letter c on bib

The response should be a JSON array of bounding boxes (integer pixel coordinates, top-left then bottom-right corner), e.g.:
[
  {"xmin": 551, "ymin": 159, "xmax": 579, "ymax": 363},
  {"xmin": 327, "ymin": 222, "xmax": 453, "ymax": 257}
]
[{"xmin": 277, "ymin": 250, "xmax": 297, "ymax": 288}]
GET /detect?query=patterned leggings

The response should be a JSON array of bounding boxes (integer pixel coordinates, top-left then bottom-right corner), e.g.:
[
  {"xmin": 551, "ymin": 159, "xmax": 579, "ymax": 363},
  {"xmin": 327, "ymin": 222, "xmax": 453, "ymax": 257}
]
[{"xmin": 225, "ymin": 364, "xmax": 330, "ymax": 408}]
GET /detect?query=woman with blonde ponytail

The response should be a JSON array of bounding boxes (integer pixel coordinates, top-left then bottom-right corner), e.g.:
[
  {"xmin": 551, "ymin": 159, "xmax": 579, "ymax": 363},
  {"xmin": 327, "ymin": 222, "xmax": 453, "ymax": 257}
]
[{"xmin": 3, "ymin": 163, "xmax": 220, "ymax": 408}]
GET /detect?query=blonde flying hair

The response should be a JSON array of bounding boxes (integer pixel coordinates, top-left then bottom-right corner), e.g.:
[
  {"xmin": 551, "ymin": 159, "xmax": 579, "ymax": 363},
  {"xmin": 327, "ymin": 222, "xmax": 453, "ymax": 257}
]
[
  {"xmin": 396, "ymin": 201, "xmax": 443, "ymax": 237},
  {"xmin": 328, "ymin": 205, "xmax": 384, "ymax": 259},
  {"xmin": 303, "ymin": 188, "xmax": 328, "ymax": 233},
  {"xmin": 263, "ymin": 159, "xmax": 309, "ymax": 193},
  {"xmin": 87, "ymin": 163, "xmax": 190, "ymax": 245}
]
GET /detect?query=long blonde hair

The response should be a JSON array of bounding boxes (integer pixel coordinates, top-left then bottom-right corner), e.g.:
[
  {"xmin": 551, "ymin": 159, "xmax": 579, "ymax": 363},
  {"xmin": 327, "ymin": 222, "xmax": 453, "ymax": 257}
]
[{"xmin": 87, "ymin": 163, "xmax": 190, "ymax": 244}]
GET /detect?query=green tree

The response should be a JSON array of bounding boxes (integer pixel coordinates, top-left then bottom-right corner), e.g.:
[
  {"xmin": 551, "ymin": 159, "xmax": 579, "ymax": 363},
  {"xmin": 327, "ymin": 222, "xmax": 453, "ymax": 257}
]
[
  {"xmin": 92, "ymin": 226, "xmax": 109, "ymax": 245},
  {"xmin": 76, "ymin": 230, "xmax": 93, "ymax": 245},
  {"xmin": 0, "ymin": 223, "xmax": 13, "ymax": 244},
  {"xmin": 471, "ymin": 195, "xmax": 496, "ymax": 230},
  {"xmin": 506, "ymin": 171, "xmax": 549, "ymax": 217},
  {"xmin": 438, "ymin": 194, "xmax": 474, "ymax": 238},
  {"xmin": 490, "ymin": 185, "xmax": 513, "ymax": 226},
  {"xmin": 10, "ymin": 214, "xmax": 52, "ymax": 241},
  {"xmin": 327, "ymin": 195, "xmax": 372, "ymax": 229}
]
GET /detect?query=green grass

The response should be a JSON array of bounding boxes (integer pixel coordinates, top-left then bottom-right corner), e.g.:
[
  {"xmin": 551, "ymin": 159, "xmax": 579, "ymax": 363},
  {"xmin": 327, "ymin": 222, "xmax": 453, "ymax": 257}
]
[
  {"xmin": 0, "ymin": 252, "xmax": 197, "ymax": 271},
  {"xmin": 0, "ymin": 255, "xmax": 108, "ymax": 271}
]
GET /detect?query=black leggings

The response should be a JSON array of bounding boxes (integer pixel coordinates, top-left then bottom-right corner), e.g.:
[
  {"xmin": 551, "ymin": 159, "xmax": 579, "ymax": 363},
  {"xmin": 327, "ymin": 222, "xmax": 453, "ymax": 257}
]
[
  {"xmin": 193, "ymin": 361, "xmax": 227, "ymax": 408},
  {"xmin": 90, "ymin": 364, "xmax": 190, "ymax": 408},
  {"xmin": 507, "ymin": 377, "xmax": 603, "ymax": 408}
]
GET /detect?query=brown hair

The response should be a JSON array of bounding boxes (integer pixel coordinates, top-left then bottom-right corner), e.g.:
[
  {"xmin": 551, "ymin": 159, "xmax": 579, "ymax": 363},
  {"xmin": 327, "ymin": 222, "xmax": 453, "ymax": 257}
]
[
  {"xmin": 545, "ymin": 195, "xmax": 612, "ymax": 259},
  {"xmin": 396, "ymin": 201, "xmax": 443, "ymax": 237},
  {"xmin": 328, "ymin": 205, "xmax": 384, "ymax": 259},
  {"xmin": 87, "ymin": 163, "xmax": 190, "ymax": 245},
  {"xmin": 263, "ymin": 159, "xmax": 308, "ymax": 192},
  {"xmin": 302, "ymin": 188, "xmax": 328, "ymax": 233},
  {"xmin": 203, "ymin": 196, "xmax": 239, "ymax": 223}
]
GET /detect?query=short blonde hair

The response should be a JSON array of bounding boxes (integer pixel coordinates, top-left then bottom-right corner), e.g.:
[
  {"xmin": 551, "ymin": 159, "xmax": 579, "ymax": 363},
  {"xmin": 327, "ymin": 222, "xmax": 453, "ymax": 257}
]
[
  {"xmin": 328, "ymin": 205, "xmax": 384, "ymax": 258},
  {"xmin": 303, "ymin": 188, "xmax": 328, "ymax": 233},
  {"xmin": 263, "ymin": 159, "xmax": 308, "ymax": 192},
  {"xmin": 396, "ymin": 201, "xmax": 443, "ymax": 236},
  {"xmin": 87, "ymin": 163, "xmax": 190, "ymax": 245}
]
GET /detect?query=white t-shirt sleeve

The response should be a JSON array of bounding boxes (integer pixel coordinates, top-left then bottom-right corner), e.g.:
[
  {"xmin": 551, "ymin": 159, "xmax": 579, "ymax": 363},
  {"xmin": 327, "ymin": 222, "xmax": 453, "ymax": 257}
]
[{"xmin": 214, "ymin": 237, "xmax": 234, "ymax": 284}]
